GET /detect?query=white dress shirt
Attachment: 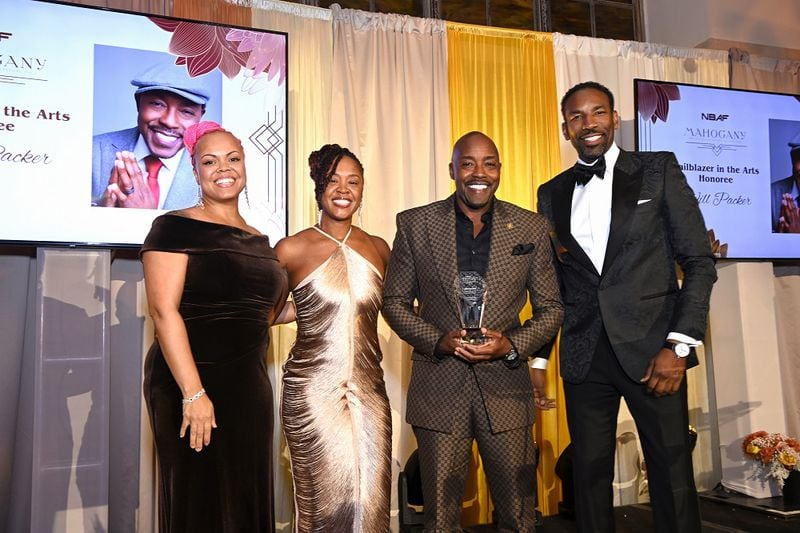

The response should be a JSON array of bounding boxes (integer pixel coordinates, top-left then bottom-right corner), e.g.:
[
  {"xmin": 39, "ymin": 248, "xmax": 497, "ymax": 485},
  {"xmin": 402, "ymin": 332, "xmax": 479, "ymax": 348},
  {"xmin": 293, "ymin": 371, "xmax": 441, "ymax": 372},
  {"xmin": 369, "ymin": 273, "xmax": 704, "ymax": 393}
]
[{"xmin": 570, "ymin": 143, "xmax": 620, "ymax": 274}]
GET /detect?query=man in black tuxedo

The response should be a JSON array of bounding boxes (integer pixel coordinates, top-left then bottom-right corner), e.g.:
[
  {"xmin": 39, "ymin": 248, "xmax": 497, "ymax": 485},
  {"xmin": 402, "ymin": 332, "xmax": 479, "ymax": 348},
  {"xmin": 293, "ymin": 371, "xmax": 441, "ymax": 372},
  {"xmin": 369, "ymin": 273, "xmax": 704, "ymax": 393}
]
[{"xmin": 536, "ymin": 81, "xmax": 717, "ymax": 533}]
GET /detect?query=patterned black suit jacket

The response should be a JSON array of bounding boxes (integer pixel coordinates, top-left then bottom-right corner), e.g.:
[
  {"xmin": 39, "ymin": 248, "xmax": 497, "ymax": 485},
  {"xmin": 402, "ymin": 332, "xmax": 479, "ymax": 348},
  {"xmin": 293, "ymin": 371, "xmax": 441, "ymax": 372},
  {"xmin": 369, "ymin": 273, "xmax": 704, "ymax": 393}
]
[
  {"xmin": 537, "ymin": 150, "xmax": 717, "ymax": 384},
  {"xmin": 382, "ymin": 195, "xmax": 564, "ymax": 433}
]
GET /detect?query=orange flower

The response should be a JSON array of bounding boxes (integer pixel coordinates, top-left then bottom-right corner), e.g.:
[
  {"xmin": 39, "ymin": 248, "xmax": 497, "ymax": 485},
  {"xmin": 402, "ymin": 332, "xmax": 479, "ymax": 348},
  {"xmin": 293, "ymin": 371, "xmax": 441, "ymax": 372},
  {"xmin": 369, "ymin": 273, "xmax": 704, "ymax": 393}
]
[{"xmin": 760, "ymin": 447, "xmax": 777, "ymax": 464}]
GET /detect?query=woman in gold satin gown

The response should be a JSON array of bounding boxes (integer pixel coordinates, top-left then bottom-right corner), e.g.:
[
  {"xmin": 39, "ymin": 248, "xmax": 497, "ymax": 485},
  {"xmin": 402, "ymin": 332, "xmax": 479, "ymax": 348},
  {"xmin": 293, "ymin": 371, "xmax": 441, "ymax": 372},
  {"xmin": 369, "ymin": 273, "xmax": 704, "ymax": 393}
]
[{"xmin": 275, "ymin": 145, "xmax": 392, "ymax": 532}]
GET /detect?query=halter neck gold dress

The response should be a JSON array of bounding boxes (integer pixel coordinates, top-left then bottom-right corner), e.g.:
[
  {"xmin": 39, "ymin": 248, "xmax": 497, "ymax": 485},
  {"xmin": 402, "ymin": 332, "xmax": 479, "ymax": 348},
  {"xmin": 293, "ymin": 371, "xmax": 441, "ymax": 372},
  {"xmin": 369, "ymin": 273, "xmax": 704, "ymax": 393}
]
[{"xmin": 281, "ymin": 226, "xmax": 391, "ymax": 532}]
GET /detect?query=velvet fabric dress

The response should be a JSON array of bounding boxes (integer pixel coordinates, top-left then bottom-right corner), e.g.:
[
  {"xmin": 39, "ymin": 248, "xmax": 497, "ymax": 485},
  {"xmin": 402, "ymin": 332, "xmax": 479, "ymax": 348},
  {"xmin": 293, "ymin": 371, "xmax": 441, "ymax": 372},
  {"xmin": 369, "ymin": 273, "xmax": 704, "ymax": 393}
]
[
  {"xmin": 142, "ymin": 214, "xmax": 286, "ymax": 533},
  {"xmin": 281, "ymin": 226, "xmax": 391, "ymax": 532}
]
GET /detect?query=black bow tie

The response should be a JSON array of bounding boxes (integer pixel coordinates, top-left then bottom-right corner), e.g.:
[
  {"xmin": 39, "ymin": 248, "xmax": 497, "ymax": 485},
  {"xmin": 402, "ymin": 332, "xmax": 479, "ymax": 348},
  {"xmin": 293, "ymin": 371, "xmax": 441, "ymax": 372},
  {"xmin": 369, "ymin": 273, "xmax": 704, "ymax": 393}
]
[{"xmin": 574, "ymin": 157, "xmax": 606, "ymax": 185}]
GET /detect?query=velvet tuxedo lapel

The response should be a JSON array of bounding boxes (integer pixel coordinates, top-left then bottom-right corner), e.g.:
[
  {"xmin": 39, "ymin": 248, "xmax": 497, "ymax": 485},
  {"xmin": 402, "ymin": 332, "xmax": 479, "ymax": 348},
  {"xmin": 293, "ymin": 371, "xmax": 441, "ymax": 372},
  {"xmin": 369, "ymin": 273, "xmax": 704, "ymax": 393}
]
[
  {"xmin": 426, "ymin": 197, "xmax": 461, "ymax": 320},
  {"xmin": 602, "ymin": 151, "xmax": 643, "ymax": 276},
  {"xmin": 552, "ymin": 173, "xmax": 596, "ymax": 275}
]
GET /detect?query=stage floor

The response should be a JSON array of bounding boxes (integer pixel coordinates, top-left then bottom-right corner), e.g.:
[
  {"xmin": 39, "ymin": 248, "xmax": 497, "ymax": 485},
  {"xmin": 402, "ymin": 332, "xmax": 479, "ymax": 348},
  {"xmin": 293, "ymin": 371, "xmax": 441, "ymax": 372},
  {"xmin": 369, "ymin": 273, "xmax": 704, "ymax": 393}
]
[{"xmin": 458, "ymin": 488, "xmax": 800, "ymax": 532}]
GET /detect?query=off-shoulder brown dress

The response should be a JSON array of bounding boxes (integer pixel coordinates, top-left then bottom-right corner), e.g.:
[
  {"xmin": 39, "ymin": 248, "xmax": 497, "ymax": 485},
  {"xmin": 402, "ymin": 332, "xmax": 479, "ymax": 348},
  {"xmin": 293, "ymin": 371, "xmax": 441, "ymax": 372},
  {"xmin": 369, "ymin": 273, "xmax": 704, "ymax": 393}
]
[{"xmin": 142, "ymin": 214, "xmax": 286, "ymax": 533}]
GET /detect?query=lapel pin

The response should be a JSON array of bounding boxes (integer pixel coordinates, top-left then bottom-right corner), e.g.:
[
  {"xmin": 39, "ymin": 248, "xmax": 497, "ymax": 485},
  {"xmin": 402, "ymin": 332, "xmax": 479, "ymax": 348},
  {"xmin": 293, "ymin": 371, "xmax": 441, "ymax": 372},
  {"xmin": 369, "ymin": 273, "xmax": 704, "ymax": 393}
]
[{"xmin": 507, "ymin": 222, "xmax": 514, "ymax": 230}]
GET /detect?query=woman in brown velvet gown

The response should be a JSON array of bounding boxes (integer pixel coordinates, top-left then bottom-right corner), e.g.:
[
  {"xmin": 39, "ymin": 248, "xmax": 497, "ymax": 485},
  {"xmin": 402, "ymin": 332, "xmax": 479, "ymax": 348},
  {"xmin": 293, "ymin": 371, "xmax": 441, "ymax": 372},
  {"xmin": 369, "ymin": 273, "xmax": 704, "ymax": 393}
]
[
  {"xmin": 275, "ymin": 145, "xmax": 392, "ymax": 532},
  {"xmin": 141, "ymin": 122, "xmax": 287, "ymax": 533}
]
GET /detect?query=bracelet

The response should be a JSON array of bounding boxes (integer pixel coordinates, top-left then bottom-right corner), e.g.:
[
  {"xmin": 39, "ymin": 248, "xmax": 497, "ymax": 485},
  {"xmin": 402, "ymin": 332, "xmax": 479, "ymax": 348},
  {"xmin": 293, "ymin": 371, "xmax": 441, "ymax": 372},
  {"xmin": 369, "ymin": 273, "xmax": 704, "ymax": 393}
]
[{"xmin": 182, "ymin": 388, "xmax": 206, "ymax": 405}]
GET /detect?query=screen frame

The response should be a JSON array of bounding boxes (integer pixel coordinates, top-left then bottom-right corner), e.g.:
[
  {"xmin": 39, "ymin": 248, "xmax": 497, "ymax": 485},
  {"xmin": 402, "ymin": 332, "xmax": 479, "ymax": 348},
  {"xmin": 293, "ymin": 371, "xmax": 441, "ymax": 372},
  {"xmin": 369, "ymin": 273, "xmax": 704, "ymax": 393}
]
[
  {"xmin": 1, "ymin": 0, "xmax": 289, "ymax": 250},
  {"xmin": 633, "ymin": 77, "xmax": 800, "ymax": 261}
]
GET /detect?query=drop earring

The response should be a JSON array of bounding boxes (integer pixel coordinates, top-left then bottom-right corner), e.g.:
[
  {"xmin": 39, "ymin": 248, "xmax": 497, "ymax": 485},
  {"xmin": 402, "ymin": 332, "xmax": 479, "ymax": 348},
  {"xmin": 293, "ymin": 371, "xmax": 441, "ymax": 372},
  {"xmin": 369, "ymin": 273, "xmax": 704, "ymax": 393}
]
[
  {"xmin": 196, "ymin": 184, "xmax": 204, "ymax": 209},
  {"xmin": 358, "ymin": 204, "xmax": 363, "ymax": 227},
  {"xmin": 244, "ymin": 185, "xmax": 250, "ymax": 208},
  {"xmin": 317, "ymin": 209, "xmax": 322, "ymax": 227}
]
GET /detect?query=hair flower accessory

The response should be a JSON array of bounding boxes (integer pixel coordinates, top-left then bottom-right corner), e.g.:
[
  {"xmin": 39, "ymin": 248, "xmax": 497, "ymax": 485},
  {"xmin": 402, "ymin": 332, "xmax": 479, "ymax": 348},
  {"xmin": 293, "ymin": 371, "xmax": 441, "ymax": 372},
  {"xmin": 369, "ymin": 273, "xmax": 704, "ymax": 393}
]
[
  {"xmin": 742, "ymin": 431, "xmax": 800, "ymax": 488},
  {"xmin": 184, "ymin": 121, "xmax": 226, "ymax": 157}
]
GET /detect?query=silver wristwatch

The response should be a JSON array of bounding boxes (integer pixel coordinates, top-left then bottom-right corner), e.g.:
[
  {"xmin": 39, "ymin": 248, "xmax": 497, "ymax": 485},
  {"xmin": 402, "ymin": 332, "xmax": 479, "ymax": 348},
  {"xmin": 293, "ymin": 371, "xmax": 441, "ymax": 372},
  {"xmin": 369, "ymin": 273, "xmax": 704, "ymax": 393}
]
[
  {"xmin": 667, "ymin": 342, "xmax": 691, "ymax": 358},
  {"xmin": 505, "ymin": 347, "xmax": 519, "ymax": 363}
]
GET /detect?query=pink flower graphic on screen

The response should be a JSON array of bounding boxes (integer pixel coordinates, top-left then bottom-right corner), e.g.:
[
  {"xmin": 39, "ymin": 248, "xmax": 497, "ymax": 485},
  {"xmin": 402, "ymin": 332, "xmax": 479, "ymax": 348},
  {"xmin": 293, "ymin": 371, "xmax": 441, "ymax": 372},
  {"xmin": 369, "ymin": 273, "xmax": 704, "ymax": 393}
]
[
  {"xmin": 637, "ymin": 82, "xmax": 681, "ymax": 124},
  {"xmin": 148, "ymin": 18, "xmax": 286, "ymax": 91},
  {"xmin": 227, "ymin": 30, "xmax": 287, "ymax": 86},
  {"xmin": 149, "ymin": 17, "xmax": 249, "ymax": 79}
]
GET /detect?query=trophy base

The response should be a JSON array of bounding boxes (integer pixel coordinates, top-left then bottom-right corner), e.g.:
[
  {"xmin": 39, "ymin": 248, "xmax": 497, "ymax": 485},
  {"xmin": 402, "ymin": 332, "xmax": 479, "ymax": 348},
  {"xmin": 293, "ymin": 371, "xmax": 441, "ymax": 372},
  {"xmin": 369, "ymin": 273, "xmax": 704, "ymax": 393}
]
[{"xmin": 462, "ymin": 328, "xmax": 487, "ymax": 345}]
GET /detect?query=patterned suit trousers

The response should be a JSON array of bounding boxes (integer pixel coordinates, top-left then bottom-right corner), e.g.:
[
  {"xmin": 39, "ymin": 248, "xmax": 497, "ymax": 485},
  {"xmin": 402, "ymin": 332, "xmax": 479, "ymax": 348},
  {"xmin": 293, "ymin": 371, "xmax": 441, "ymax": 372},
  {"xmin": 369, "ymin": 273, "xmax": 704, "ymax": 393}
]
[{"xmin": 413, "ymin": 366, "xmax": 538, "ymax": 532}]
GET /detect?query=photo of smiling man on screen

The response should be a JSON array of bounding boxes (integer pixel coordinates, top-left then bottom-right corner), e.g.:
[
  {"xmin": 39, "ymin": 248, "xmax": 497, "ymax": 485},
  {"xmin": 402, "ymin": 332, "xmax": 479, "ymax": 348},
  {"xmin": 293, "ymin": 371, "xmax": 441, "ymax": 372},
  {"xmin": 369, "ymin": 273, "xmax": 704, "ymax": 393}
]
[
  {"xmin": 91, "ymin": 61, "xmax": 214, "ymax": 209},
  {"xmin": 772, "ymin": 131, "xmax": 800, "ymax": 233}
]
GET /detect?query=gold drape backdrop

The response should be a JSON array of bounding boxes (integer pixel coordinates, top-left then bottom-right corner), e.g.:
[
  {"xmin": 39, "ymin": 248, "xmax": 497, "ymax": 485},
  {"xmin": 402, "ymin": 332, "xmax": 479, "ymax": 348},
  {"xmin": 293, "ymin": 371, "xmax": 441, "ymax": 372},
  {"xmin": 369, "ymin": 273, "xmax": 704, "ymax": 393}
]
[{"xmin": 446, "ymin": 22, "xmax": 569, "ymax": 518}]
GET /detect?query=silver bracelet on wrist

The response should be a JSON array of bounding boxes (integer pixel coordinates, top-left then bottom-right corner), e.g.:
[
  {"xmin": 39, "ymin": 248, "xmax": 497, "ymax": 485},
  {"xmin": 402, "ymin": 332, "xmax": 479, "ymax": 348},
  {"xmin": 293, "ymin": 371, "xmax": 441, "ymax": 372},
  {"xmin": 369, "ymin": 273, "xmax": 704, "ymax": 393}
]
[{"xmin": 182, "ymin": 388, "xmax": 206, "ymax": 405}]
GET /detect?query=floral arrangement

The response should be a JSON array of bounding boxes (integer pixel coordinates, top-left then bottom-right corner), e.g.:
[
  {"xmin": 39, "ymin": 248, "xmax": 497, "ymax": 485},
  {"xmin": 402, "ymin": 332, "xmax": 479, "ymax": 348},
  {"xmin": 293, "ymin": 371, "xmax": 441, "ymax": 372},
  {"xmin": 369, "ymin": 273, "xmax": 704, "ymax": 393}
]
[{"xmin": 742, "ymin": 431, "xmax": 800, "ymax": 487}]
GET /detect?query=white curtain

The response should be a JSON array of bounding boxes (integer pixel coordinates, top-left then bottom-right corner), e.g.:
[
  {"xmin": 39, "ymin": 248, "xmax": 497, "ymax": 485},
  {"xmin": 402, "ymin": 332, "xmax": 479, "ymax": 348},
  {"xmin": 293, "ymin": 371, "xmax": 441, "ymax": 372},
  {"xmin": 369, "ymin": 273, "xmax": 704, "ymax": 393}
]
[
  {"xmin": 229, "ymin": 1, "xmax": 334, "ymax": 529},
  {"xmin": 328, "ymin": 6, "xmax": 452, "ymax": 529},
  {"xmin": 553, "ymin": 34, "xmax": 729, "ymax": 164},
  {"xmin": 552, "ymin": 34, "xmax": 729, "ymax": 501}
]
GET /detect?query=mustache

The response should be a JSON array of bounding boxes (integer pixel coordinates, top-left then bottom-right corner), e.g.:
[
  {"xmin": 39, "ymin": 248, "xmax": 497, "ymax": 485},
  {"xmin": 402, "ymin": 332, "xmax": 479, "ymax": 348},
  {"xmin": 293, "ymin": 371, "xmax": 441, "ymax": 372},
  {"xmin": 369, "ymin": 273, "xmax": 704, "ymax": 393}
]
[{"xmin": 149, "ymin": 126, "xmax": 182, "ymax": 138}]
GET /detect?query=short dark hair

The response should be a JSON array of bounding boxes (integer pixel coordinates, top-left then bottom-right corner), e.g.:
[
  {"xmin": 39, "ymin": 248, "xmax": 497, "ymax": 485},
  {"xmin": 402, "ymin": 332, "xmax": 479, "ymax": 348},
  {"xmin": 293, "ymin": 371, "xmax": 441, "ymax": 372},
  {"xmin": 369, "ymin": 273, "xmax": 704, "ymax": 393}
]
[
  {"xmin": 308, "ymin": 144, "xmax": 364, "ymax": 210},
  {"xmin": 560, "ymin": 81, "xmax": 615, "ymax": 117}
]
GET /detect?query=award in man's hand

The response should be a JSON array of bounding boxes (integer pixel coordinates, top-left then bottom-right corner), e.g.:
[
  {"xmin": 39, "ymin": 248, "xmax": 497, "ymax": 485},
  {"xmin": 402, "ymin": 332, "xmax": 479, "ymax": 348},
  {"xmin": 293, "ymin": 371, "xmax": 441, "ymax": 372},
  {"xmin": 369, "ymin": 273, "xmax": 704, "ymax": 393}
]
[{"xmin": 455, "ymin": 271, "xmax": 487, "ymax": 344}]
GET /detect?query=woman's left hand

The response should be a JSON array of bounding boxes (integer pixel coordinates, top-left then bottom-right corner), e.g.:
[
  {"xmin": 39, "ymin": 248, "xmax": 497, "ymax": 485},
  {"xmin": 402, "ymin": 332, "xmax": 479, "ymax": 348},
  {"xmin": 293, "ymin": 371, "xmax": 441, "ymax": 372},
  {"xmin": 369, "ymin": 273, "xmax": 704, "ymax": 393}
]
[{"xmin": 180, "ymin": 394, "xmax": 217, "ymax": 452}]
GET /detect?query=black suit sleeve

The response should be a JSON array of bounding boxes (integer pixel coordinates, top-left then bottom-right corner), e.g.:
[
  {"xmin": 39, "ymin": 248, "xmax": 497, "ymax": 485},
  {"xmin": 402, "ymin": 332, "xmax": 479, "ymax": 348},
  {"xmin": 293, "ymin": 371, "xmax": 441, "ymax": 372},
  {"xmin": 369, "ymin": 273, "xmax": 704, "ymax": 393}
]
[{"xmin": 662, "ymin": 153, "xmax": 717, "ymax": 339}]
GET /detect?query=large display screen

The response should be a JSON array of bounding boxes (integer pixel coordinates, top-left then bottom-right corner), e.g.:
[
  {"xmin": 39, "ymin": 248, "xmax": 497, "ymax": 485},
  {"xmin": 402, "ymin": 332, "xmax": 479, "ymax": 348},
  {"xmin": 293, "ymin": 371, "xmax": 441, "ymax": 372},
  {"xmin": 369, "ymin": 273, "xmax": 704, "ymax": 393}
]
[
  {"xmin": 634, "ymin": 79, "xmax": 800, "ymax": 260},
  {"xmin": 1, "ymin": 0, "xmax": 287, "ymax": 247}
]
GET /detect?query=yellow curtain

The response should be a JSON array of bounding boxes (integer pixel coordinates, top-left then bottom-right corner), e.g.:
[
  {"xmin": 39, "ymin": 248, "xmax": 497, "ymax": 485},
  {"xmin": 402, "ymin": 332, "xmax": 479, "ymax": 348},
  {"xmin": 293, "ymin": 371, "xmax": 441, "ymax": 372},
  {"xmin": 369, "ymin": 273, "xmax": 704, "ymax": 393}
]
[{"xmin": 447, "ymin": 21, "xmax": 569, "ymax": 519}]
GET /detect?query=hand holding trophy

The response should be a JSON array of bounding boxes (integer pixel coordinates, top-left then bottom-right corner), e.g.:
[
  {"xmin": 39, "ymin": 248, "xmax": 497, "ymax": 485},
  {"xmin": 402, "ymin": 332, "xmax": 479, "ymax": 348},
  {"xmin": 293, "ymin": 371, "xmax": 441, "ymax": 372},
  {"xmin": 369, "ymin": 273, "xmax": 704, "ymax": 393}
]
[{"xmin": 455, "ymin": 271, "xmax": 488, "ymax": 345}]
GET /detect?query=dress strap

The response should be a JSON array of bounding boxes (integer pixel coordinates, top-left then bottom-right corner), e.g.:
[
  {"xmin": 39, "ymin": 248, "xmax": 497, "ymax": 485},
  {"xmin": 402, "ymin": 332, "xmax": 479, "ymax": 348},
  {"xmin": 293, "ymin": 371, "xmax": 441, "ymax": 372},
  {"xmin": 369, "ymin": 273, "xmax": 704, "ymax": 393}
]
[{"xmin": 312, "ymin": 225, "xmax": 352, "ymax": 246}]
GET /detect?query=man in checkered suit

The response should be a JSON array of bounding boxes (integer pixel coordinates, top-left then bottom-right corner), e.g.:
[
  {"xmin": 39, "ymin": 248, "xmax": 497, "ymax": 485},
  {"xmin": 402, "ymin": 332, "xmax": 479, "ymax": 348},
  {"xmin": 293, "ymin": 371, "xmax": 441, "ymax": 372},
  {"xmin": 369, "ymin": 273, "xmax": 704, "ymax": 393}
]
[{"xmin": 383, "ymin": 131, "xmax": 564, "ymax": 532}]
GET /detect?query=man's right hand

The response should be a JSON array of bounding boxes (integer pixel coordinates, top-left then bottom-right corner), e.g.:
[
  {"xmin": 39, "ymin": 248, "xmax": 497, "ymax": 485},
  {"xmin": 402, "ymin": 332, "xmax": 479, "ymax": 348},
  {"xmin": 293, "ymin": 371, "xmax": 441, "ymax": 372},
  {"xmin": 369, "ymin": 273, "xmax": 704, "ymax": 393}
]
[
  {"xmin": 435, "ymin": 329, "xmax": 468, "ymax": 357},
  {"xmin": 778, "ymin": 193, "xmax": 800, "ymax": 233},
  {"xmin": 101, "ymin": 151, "xmax": 158, "ymax": 209}
]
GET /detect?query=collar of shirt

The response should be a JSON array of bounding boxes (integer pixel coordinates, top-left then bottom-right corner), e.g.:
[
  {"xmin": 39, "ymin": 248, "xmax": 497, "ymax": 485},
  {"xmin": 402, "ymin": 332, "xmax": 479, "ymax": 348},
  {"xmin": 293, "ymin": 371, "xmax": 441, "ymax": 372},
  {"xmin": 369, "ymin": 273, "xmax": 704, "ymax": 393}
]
[
  {"xmin": 134, "ymin": 135, "xmax": 184, "ymax": 209},
  {"xmin": 454, "ymin": 197, "xmax": 494, "ymax": 225},
  {"xmin": 576, "ymin": 142, "xmax": 620, "ymax": 181}
]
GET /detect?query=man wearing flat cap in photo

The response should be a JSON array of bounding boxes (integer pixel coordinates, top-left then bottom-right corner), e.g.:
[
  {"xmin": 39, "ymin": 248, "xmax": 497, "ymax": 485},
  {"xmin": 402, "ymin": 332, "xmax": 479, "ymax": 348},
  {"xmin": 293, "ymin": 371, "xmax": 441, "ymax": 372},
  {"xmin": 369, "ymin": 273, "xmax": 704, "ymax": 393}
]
[
  {"xmin": 91, "ymin": 61, "xmax": 213, "ymax": 209},
  {"xmin": 771, "ymin": 131, "xmax": 800, "ymax": 233}
]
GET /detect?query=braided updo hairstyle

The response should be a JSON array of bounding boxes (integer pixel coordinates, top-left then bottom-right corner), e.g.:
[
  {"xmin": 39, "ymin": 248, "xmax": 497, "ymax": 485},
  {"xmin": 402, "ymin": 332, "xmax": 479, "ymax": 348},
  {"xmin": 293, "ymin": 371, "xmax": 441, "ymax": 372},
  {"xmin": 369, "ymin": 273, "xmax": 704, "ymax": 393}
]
[{"xmin": 309, "ymin": 144, "xmax": 364, "ymax": 210}]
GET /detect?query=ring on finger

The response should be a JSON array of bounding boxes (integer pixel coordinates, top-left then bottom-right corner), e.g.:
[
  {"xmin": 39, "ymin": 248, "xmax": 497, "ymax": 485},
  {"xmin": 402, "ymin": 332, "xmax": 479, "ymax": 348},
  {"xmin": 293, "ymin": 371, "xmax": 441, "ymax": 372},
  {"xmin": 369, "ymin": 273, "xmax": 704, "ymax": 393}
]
[{"xmin": 123, "ymin": 186, "xmax": 135, "ymax": 195}]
